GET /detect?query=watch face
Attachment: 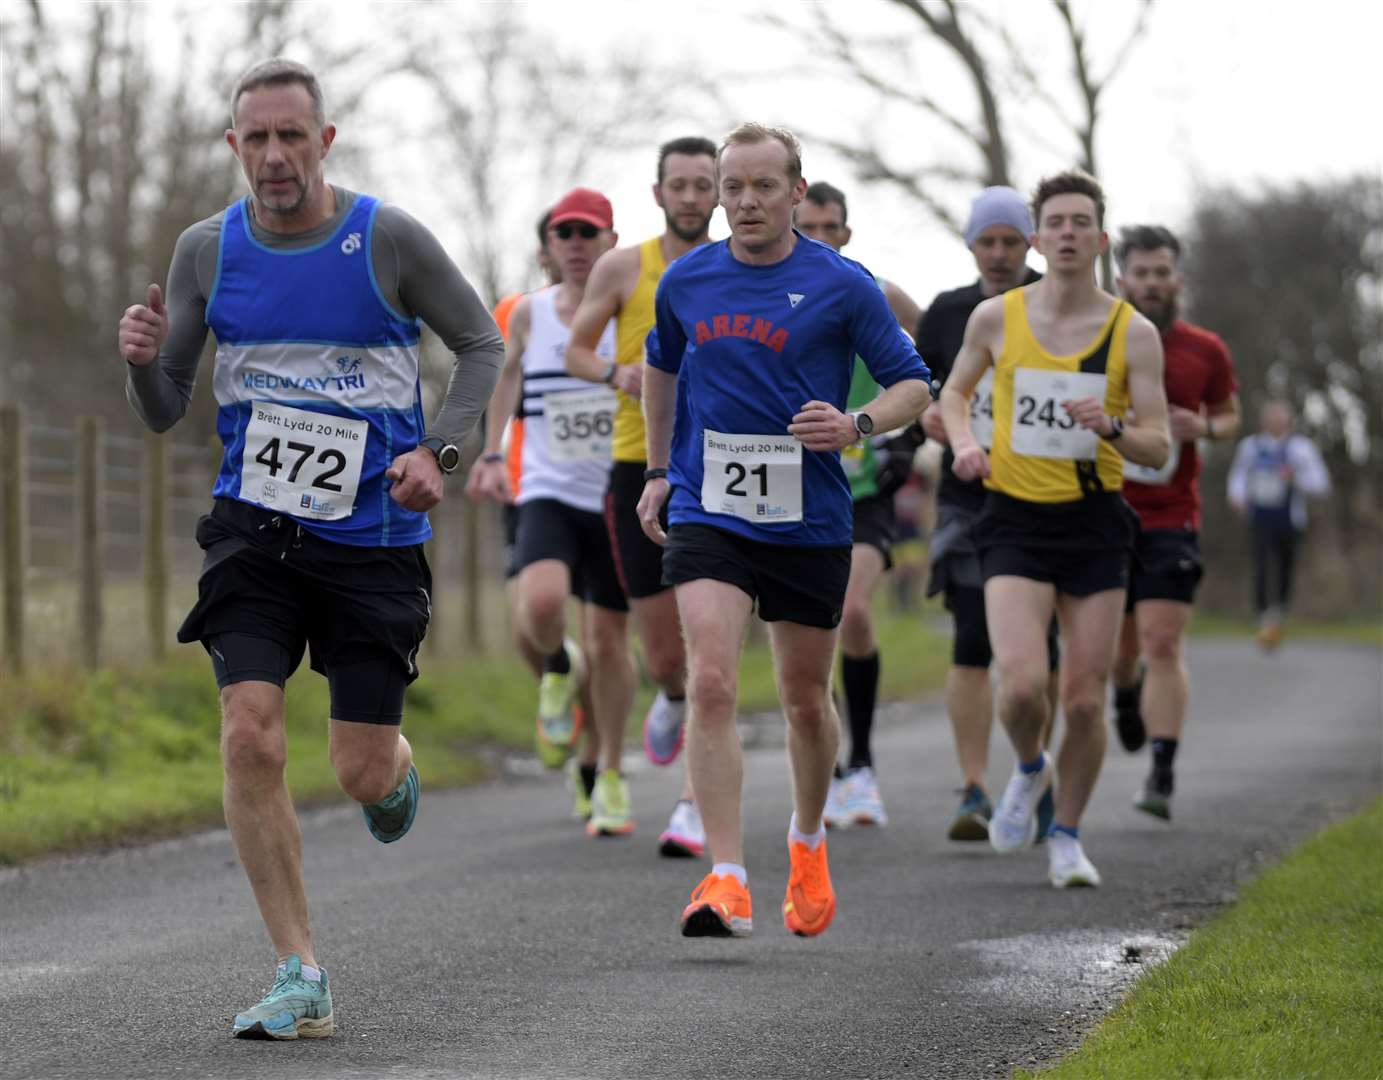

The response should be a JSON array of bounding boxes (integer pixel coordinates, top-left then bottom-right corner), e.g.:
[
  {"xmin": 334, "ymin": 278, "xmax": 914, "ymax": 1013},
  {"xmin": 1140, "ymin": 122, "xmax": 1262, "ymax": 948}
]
[
  {"xmin": 438, "ymin": 445, "xmax": 461, "ymax": 473},
  {"xmin": 855, "ymin": 413, "xmax": 874, "ymax": 435}
]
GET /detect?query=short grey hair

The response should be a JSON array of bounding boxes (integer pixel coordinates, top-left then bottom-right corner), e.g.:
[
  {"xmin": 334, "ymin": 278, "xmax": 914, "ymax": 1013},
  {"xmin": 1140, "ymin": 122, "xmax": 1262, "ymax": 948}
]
[
  {"xmin": 718, "ymin": 122, "xmax": 803, "ymax": 183},
  {"xmin": 230, "ymin": 58, "xmax": 326, "ymax": 128}
]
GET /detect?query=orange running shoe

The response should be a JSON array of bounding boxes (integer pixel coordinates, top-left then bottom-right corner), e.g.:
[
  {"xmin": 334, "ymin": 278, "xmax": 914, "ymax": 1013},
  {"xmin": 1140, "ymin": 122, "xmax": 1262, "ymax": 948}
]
[
  {"xmin": 680, "ymin": 872, "xmax": 753, "ymax": 938},
  {"xmin": 782, "ymin": 839, "xmax": 837, "ymax": 937}
]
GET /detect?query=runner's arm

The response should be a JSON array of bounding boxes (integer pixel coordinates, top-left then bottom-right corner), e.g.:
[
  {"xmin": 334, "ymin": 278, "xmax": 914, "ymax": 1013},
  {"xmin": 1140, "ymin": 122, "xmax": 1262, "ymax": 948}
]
[
  {"xmin": 383, "ymin": 207, "xmax": 504, "ymax": 448},
  {"xmin": 882, "ymin": 280, "xmax": 922, "ymax": 341},
  {"xmin": 566, "ymin": 248, "xmax": 630, "ymax": 384},
  {"xmin": 939, "ymin": 297, "xmax": 1000, "ymax": 455},
  {"xmin": 1203, "ymin": 394, "xmax": 1242, "ymax": 442},
  {"xmin": 123, "ymin": 220, "xmax": 217, "ymax": 432},
  {"xmin": 1109, "ymin": 315, "xmax": 1171, "ymax": 469},
  {"xmin": 464, "ymin": 298, "xmax": 527, "ymax": 504},
  {"xmin": 1226, "ymin": 437, "xmax": 1254, "ymax": 511},
  {"xmin": 1288, "ymin": 437, "xmax": 1331, "ymax": 496}
]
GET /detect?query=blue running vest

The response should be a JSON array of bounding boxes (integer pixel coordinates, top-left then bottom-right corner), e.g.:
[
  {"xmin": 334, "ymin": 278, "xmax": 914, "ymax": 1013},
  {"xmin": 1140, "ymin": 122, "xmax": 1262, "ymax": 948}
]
[{"xmin": 206, "ymin": 195, "xmax": 428, "ymax": 546}]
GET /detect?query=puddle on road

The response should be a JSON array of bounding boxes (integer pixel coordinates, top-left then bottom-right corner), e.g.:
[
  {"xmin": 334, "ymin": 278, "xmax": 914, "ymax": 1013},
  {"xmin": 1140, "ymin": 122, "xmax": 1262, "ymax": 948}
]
[{"xmin": 956, "ymin": 928, "xmax": 1184, "ymax": 1011}]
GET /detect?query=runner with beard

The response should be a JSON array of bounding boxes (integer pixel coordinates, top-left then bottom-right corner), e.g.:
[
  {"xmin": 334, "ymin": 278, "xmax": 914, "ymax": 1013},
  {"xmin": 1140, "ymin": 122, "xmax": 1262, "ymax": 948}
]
[
  {"xmin": 1110, "ymin": 225, "xmax": 1240, "ymax": 821},
  {"xmin": 566, "ymin": 137, "xmax": 719, "ymax": 858}
]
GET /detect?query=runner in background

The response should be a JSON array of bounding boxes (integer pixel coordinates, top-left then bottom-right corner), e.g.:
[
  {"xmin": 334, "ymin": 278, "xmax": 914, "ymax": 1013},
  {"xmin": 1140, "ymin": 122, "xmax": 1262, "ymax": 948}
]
[
  {"xmin": 1227, "ymin": 398, "xmax": 1330, "ymax": 651},
  {"xmin": 793, "ymin": 180, "xmax": 924, "ymax": 829},
  {"xmin": 1110, "ymin": 225, "xmax": 1240, "ymax": 821},
  {"xmin": 566, "ymin": 137, "xmax": 720, "ymax": 858}
]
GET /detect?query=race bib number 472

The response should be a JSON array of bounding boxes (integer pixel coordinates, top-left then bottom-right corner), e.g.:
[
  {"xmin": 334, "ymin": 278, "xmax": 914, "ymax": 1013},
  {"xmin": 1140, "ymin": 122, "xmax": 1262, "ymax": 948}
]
[
  {"xmin": 239, "ymin": 401, "xmax": 367, "ymax": 520},
  {"xmin": 700, "ymin": 430, "xmax": 802, "ymax": 524}
]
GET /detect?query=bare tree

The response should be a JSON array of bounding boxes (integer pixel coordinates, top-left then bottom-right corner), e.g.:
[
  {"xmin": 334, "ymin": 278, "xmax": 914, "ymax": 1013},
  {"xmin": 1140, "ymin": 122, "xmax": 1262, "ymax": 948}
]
[
  {"xmin": 395, "ymin": 3, "xmax": 712, "ymax": 309},
  {"xmin": 763, "ymin": 0, "xmax": 1151, "ymax": 280},
  {"xmin": 0, "ymin": 0, "xmax": 377, "ymax": 433}
]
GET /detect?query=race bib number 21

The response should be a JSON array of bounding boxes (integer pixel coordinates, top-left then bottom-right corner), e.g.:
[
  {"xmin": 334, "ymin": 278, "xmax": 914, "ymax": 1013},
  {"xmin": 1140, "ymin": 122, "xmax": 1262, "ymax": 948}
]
[
  {"xmin": 700, "ymin": 430, "xmax": 802, "ymax": 524},
  {"xmin": 239, "ymin": 401, "xmax": 367, "ymax": 520}
]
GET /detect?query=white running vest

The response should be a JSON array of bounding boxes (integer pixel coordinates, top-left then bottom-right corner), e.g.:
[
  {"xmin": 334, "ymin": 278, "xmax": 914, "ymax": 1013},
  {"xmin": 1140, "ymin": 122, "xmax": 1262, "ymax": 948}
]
[{"xmin": 516, "ymin": 288, "xmax": 617, "ymax": 513}]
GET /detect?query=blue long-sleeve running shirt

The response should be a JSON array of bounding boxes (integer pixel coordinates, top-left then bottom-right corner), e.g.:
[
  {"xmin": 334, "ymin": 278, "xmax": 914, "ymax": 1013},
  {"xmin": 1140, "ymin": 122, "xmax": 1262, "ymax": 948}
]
[{"xmin": 651, "ymin": 233, "xmax": 929, "ymax": 546}]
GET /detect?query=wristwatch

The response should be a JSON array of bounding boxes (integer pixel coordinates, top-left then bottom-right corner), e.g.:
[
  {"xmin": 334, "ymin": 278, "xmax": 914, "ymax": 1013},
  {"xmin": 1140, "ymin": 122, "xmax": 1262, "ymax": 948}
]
[
  {"xmin": 1101, "ymin": 415, "xmax": 1125, "ymax": 441},
  {"xmin": 419, "ymin": 435, "xmax": 462, "ymax": 474},
  {"xmin": 851, "ymin": 411, "xmax": 875, "ymax": 438}
]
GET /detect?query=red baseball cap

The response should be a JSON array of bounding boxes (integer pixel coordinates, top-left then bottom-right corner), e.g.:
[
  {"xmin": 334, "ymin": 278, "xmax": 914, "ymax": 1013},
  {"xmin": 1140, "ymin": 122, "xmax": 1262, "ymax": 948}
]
[{"xmin": 549, "ymin": 187, "xmax": 614, "ymax": 230}]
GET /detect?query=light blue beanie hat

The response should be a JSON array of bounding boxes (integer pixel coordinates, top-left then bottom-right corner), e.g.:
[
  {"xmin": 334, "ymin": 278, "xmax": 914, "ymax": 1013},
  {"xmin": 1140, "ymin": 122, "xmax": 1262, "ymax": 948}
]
[{"xmin": 964, "ymin": 186, "xmax": 1033, "ymax": 247}]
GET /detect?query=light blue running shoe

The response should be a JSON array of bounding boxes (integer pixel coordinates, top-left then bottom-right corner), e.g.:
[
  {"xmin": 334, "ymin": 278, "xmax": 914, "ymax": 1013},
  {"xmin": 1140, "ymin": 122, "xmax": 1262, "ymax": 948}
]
[
  {"xmin": 362, "ymin": 764, "xmax": 419, "ymax": 843},
  {"xmin": 232, "ymin": 955, "xmax": 333, "ymax": 1040}
]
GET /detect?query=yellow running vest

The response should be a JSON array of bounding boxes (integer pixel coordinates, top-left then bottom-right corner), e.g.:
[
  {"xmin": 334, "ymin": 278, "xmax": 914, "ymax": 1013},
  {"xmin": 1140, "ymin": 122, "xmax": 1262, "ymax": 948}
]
[
  {"xmin": 986, "ymin": 288, "xmax": 1132, "ymax": 503},
  {"xmin": 611, "ymin": 236, "xmax": 667, "ymax": 463}
]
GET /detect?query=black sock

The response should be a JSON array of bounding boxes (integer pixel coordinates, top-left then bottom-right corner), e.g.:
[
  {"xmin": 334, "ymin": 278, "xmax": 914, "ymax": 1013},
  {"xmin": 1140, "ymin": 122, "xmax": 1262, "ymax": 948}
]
[
  {"xmin": 1115, "ymin": 680, "xmax": 1141, "ymax": 712},
  {"xmin": 543, "ymin": 644, "xmax": 570, "ymax": 675},
  {"xmin": 579, "ymin": 763, "xmax": 597, "ymax": 797},
  {"xmin": 842, "ymin": 651, "xmax": 880, "ymax": 770},
  {"xmin": 1151, "ymin": 738, "xmax": 1178, "ymax": 774}
]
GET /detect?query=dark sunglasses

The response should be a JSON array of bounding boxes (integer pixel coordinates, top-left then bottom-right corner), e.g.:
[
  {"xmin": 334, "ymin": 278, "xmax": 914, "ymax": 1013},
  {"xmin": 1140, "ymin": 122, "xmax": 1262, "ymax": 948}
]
[{"xmin": 551, "ymin": 222, "xmax": 599, "ymax": 240}]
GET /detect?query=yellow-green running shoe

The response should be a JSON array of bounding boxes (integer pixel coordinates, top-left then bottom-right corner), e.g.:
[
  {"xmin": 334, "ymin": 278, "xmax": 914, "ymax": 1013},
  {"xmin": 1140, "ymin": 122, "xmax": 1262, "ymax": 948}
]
[
  {"xmin": 586, "ymin": 769, "xmax": 634, "ymax": 836},
  {"xmin": 232, "ymin": 955, "xmax": 333, "ymax": 1040},
  {"xmin": 535, "ymin": 639, "xmax": 585, "ymax": 769},
  {"xmin": 565, "ymin": 756, "xmax": 593, "ymax": 821}
]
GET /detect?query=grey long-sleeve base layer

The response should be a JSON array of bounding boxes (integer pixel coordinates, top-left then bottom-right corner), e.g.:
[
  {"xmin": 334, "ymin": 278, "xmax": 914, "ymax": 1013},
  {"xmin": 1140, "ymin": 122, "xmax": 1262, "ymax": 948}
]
[{"xmin": 125, "ymin": 186, "xmax": 503, "ymax": 446}]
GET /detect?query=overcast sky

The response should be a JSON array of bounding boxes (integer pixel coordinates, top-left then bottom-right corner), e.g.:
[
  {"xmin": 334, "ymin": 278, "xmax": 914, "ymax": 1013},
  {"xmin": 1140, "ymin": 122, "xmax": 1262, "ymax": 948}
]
[{"xmin": 392, "ymin": 0, "xmax": 1377, "ymax": 304}]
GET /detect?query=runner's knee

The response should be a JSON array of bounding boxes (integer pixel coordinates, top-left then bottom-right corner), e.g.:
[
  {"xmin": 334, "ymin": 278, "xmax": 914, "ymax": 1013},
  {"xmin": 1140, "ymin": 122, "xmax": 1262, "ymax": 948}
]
[
  {"xmin": 221, "ymin": 696, "xmax": 286, "ymax": 780},
  {"xmin": 686, "ymin": 664, "xmax": 737, "ymax": 720},
  {"xmin": 332, "ymin": 751, "xmax": 400, "ymax": 805}
]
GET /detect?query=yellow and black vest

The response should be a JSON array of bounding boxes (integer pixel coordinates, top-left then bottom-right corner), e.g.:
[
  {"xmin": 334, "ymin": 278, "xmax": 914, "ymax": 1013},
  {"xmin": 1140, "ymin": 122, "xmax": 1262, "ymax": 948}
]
[
  {"xmin": 986, "ymin": 288, "xmax": 1132, "ymax": 503},
  {"xmin": 611, "ymin": 236, "xmax": 667, "ymax": 463}
]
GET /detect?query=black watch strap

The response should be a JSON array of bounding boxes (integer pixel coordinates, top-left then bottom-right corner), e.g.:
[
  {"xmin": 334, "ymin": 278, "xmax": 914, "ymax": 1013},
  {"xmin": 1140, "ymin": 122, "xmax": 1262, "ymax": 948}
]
[
  {"xmin": 420, "ymin": 435, "xmax": 461, "ymax": 473},
  {"xmin": 643, "ymin": 467, "xmax": 668, "ymax": 482},
  {"xmin": 1101, "ymin": 415, "xmax": 1125, "ymax": 441}
]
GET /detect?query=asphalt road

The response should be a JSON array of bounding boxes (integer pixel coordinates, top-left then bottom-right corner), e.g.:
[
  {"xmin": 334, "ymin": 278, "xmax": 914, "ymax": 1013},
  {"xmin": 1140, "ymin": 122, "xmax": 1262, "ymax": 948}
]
[{"xmin": 2, "ymin": 638, "xmax": 1379, "ymax": 1080}]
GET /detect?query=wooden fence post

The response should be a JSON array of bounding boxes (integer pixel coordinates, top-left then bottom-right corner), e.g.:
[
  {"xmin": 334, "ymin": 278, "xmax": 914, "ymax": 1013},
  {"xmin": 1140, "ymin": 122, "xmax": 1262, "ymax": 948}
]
[
  {"xmin": 77, "ymin": 415, "xmax": 104, "ymax": 669},
  {"xmin": 1, "ymin": 405, "xmax": 24, "ymax": 674},
  {"xmin": 143, "ymin": 430, "xmax": 168, "ymax": 661},
  {"xmin": 462, "ymin": 496, "xmax": 482, "ymax": 653}
]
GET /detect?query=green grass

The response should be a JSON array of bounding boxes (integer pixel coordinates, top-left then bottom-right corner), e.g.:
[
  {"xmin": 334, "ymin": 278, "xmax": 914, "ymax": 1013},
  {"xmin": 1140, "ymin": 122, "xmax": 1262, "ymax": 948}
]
[
  {"xmin": 1191, "ymin": 610, "xmax": 1382, "ymax": 648},
  {"xmin": 0, "ymin": 603, "xmax": 949, "ymax": 865},
  {"xmin": 1017, "ymin": 799, "xmax": 1383, "ymax": 1080}
]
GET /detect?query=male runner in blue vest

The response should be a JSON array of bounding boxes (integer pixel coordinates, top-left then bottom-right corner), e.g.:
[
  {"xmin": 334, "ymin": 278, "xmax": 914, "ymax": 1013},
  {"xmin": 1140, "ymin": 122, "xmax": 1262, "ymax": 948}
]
[
  {"xmin": 117, "ymin": 58, "xmax": 502, "ymax": 1040},
  {"xmin": 638, "ymin": 124, "xmax": 931, "ymax": 939}
]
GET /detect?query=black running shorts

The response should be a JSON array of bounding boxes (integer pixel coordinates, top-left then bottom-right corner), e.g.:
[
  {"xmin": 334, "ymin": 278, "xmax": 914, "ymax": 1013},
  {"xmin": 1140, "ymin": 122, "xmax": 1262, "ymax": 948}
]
[
  {"xmin": 178, "ymin": 498, "xmax": 432, "ymax": 725},
  {"xmin": 661, "ymin": 523, "xmax": 851, "ymax": 629},
  {"xmin": 851, "ymin": 493, "xmax": 897, "ymax": 569},
  {"xmin": 1126, "ymin": 528, "xmax": 1203, "ymax": 611},
  {"xmin": 975, "ymin": 490, "xmax": 1138, "ymax": 598},
  {"xmin": 514, "ymin": 497, "xmax": 628, "ymax": 612},
  {"xmin": 604, "ymin": 461, "xmax": 671, "ymax": 600}
]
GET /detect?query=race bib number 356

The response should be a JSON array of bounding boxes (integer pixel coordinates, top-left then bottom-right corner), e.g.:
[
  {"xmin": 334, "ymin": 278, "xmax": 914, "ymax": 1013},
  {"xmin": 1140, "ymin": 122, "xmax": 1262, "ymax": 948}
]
[
  {"xmin": 701, "ymin": 430, "xmax": 802, "ymax": 524},
  {"xmin": 1009, "ymin": 368, "xmax": 1108, "ymax": 461},
  {"xmin": 239, "ymin": 401, "xmax": 367, "ymax": 520},
  {"xmin": 544, "ymin": 387, "xmax": 616, "ymax": 462}
]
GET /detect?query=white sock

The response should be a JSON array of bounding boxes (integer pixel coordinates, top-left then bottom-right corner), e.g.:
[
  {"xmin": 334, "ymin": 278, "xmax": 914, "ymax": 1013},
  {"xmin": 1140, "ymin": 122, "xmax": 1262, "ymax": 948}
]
[
  {"xmin": 712, "ymin": 861, "xmax": 748, "ymax": 886},
  {"xmin": 789, "ymin": 813, "xmax": 825, "ymax": 850},
  {"xmin": 278, "ymin": 960, "xmax": 323, "ymax": 982}
]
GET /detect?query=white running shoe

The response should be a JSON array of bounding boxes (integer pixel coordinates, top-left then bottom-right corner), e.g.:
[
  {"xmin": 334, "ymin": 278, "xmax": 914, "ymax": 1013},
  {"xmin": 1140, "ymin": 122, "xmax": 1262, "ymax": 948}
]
[
  {"xmin": 822, "ymin": 774, "xmax": 850, "ymax": 830},
  {"xmin": 1047, "ymin": 832, "xmax": 1101, "ymax": 888},
  {"xmin": 642, "ymin": 690, "xmax": 687, "ymax": 766},
  {"xmin": 843, "ymin": 766, "xmax": 888, "ymax": 827},
  {"xmin": 658, "ymin": 799, "xmax": 705, "ymax": 858},
  {"xmin": 989, "ymin": 752, "xmax": 1052, "ymax": 854}
]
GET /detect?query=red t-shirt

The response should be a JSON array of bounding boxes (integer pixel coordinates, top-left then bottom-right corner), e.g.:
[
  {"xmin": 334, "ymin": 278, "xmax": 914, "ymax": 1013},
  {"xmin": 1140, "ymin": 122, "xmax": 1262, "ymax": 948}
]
[{"xmin": 1123, "ymin": 320, "xmax": 1237, "ymax": 531}]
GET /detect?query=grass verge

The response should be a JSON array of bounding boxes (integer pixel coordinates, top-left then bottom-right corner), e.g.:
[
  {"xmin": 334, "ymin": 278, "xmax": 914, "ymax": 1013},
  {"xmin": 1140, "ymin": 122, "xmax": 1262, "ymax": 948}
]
[
  {"xmin": 1190, "ymin": 610, "xmax": 1382, "ymax": 648},
  {"xmin": 0, "ymin": 604, "xmax": 949, "ymax": 865},
  {"xmin": 1017, "ymin": 799, "xmax": 1383, "ymax": 1080}
]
